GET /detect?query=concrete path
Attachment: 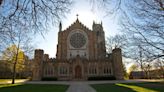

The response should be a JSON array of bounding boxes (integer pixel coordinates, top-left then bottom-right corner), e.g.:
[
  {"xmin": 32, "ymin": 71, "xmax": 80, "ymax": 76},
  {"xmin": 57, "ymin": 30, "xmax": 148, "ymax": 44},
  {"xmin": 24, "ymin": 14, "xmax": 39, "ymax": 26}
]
[
  {"xmin": 66, "ymin": 82, "xmax": 96, "ymax": 92},
  {"xmin": 0, "ymin": 79, "xmax": 28, "ymax": 84}
]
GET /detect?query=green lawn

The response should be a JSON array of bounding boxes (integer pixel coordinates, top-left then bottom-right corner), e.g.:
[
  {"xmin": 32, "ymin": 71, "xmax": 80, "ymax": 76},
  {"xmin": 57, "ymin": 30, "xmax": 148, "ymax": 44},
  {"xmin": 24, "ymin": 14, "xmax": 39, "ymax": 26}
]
[
  {"xmin": 91, "ymin": 82, "xmax": 164, "ymax": 92},
  {"xmin": 0, "ymin": 84, "xmax": 68, "ymax": 92}
]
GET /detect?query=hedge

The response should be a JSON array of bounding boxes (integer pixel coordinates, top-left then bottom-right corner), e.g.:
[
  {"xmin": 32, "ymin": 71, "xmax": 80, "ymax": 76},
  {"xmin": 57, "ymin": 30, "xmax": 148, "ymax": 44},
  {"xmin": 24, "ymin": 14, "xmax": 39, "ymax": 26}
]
[
  {"xmin": 88, "ymin": 76, "xmax": 116, "ymax": 80},
  {"xmin": 41, "ymin": 77, "xmax": 57, "ymax": 81}
]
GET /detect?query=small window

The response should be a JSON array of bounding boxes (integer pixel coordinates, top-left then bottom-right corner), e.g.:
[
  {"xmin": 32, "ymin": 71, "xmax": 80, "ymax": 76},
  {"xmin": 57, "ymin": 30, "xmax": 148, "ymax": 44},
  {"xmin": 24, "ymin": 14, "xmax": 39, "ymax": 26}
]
[
  {"xmin": 84, "ymin": 53, "xmax": 86, "ymax": 56},
  {"xmin": 59, "ymin": 66, "xmax": 68, "ymax": 75},
  {"xmin": 103, "ymin": 67, "xmax": 111, "ymax": 75},
  {"xmin": 89, "ymin": 67, "xmax": 97, "ymax": 75},
  {"xmin": 97, "ymin": 31, "xmax": 99, "ymax": 36}
]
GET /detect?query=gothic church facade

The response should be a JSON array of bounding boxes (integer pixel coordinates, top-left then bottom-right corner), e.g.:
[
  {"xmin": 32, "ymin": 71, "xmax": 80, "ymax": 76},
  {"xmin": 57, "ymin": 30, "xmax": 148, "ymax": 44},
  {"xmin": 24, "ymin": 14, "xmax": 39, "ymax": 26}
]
[{"xmin": 32, "ymin": 18, "xmax": 124, "ymax": 80}]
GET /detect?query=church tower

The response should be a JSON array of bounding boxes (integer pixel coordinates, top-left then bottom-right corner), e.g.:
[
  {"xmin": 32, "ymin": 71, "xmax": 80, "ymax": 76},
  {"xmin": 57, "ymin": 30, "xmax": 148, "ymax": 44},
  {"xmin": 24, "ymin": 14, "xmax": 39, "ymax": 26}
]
[
  {"xmin": 92, "ymin": 21, "xmax": 106, "ymax": 59},
  {"xmin": 32, "ymin": 49, "xmax": 44, "ymax": 80},
  {"xmin": 56, "ymin": 22, "xmax": 63, "ymax": 60},
  {"xmin": 112, "ymin": 48, "xmax": 124, "ymax": 80}
]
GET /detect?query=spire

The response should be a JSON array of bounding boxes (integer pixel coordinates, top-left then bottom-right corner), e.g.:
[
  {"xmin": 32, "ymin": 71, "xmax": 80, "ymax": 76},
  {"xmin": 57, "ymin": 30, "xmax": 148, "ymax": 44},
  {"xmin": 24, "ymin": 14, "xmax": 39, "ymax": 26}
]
[
  {"xmin": 101, "ymin": 21, "xmax": 102, "ymax": 25},
  {"xmin": 92, "ymin": 20, "xmax": 95, "ymax": 30},
  {"xmin": 59, "ymin": 21, "xmax": 62, "ymax": 31},
  {"xmin": 76, "ymin": 14, "xmax": 79, "ymax": 22},
  {"xmin": 93, "ymin": 20, "xmax": 95, "ymax": 25},
  {"xmin": 76, "ymin": 14, "xmax": 79, "ymax": 19}
]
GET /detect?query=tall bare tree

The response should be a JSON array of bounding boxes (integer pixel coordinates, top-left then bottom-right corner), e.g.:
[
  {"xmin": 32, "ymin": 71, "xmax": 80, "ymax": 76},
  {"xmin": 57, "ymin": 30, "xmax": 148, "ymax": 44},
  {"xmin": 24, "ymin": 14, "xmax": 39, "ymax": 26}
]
[
  {"xmin": 0, "ymin": 0, "xmax": 72, "ymax": 30},
  {"xmin": 0, "ymin": 17, "xmax": 34, "ymax": 84},
  {"xmin": 91, "ymin": 0, "xmax": 164, "ymax": 61},
  {"xmin": 153, "ymin": 59, "xmax": 164, "ymax": 78},
  {"xmin": 121, "ymin": 0, "xmax": 163, "ymax": 60},
  {"xmin": 106, "ymin": 34, "xmax": 127, "ymax": 54},
  {"xmin": 0, "ymin": 0, "xmax": 72, "ymax": 51},
  {"xmin": 0, "ymin": 0, "xmax": 72, "ymax": 83}
]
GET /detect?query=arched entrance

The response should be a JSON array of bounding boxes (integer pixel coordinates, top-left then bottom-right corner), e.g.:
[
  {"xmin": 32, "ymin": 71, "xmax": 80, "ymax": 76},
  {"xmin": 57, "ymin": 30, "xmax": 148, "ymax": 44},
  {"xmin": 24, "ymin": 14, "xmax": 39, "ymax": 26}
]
[{"xmin": 75, "ymin": 65, "xmax": 82, "ymax": 79}]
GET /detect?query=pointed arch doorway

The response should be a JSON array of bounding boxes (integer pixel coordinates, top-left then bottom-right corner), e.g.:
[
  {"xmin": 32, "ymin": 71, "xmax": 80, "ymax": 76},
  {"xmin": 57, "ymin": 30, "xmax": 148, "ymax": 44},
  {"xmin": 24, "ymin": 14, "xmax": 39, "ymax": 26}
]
[{"xmin": 75, "ymin": 65, "xmax": 82, "ymax": 79}]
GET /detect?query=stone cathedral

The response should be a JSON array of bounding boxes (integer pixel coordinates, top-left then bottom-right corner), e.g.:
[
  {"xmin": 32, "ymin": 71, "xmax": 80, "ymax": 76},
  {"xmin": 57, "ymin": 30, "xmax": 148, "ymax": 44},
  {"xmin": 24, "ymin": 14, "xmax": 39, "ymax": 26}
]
[{"xmin": 32, "ymin": 18, "xmax": 124, "ymax": 81}]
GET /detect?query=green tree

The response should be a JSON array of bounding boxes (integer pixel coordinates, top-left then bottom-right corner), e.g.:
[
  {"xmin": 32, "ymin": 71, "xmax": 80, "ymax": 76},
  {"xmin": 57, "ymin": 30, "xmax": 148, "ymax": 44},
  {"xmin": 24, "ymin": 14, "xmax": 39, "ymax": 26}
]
[
  {"xmin": 1, "ymin": 23, "xmax": 33, "ymax": 84},
  {"xmin": 2, "ymin": 45, "xmax": 27, "ymax": 74},
  {"xmin": 122, "ymin": 63, "xmax": 129, "ymax": 79},
  {"xmin": 128, "ymin": 64, "xmax": 139, "ymax": 73}
]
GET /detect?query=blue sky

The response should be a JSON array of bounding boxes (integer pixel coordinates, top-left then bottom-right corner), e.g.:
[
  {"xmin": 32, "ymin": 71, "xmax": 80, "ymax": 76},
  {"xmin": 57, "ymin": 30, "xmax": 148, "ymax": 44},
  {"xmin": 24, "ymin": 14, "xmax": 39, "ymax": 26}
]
[{"xmin": 34, "ymin": 0, "xmax": 121, "ymax": 58}]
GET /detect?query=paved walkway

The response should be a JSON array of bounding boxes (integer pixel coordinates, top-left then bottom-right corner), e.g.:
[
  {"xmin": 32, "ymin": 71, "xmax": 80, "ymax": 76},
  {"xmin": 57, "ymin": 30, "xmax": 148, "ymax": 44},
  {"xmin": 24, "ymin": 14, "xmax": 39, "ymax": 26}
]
[
  {"xmin": 0, "ymin": 79, "xmax": 28, "ymax": 84},
  {"xmin": 66, "ymin": 82, "xmax": 96, "ymax": 92}
]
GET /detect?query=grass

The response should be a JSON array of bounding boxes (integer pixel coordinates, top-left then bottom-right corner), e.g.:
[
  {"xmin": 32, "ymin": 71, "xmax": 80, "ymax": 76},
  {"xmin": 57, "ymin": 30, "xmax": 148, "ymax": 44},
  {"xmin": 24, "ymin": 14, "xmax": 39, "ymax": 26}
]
[
  {"xmin": 0, "ymin": 84, "xmax": 69, "ymax": 92},
  {"xmin": 91, "ymin": 82, "xmax": 164, "ymax": 92}
]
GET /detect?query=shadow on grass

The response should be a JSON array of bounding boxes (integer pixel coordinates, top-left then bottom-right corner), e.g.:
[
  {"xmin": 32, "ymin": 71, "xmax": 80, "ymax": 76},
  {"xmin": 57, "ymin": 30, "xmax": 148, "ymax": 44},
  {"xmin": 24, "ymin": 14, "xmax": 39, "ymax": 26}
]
[
  {"xmin": 0, "ymin": 84, "xmax": 69, "ymax": 92},
  {"xmin": 91, "ymin": 82, "xmax": 164, "ymax": 92},
  {"xmin": 92, "ymin": 84, "xmax": 136, "ymax": 92}
]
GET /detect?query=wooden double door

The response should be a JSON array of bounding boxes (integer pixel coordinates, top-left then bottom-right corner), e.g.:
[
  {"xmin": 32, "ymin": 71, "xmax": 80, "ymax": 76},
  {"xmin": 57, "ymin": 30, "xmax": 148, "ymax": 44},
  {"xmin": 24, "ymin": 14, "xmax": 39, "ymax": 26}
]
[{"xmin": 75, "ymin": 65, "xmax": 82, "ymax": 79}]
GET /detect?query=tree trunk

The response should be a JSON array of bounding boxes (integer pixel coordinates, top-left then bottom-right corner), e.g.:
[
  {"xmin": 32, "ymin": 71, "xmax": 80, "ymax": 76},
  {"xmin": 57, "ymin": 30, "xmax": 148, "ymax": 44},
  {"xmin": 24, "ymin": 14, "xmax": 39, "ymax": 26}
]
[
  {"xmin": 12, "ymin": 47, "xmax": 19, "ymax": 84},
  {"xmin": 12, "ymin": 62, "xmax": 16, "ymax": 84}
]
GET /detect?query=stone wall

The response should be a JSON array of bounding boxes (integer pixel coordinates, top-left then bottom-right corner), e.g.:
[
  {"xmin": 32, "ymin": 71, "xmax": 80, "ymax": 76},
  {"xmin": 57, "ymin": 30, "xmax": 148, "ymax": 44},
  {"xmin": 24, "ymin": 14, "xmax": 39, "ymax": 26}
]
[
  {"xmin": 112, "ymin": 48, "xmax": 124, "ymax": 80},
  {"xmin": 32, "ymin": 49, "xmax": 44, "ymax": 81}
]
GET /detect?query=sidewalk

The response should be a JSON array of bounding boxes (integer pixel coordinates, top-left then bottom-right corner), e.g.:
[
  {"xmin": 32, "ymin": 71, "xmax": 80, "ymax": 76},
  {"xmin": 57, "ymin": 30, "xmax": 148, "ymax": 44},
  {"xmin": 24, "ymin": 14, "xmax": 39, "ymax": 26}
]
[
  {"xmin": 0, "ymin": 79, "xmax": 28, "ymax": 84},
  {"xmin": 66, "ymin": 82, "xmax": 96, "ymax": 92}
]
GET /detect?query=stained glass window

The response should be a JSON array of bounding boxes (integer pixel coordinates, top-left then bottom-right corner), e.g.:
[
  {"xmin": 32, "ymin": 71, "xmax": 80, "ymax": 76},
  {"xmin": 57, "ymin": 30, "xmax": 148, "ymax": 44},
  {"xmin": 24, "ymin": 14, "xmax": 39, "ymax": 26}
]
[{"xmin": 70, "ymin": 33, "xmax": 86, "ymax": 48}]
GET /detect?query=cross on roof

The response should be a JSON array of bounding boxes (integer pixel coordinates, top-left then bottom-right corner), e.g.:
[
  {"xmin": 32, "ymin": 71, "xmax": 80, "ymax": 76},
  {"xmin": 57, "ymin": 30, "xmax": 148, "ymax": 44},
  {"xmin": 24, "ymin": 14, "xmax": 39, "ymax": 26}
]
[{"xmin": 76, "ymin": 14, "xmax": 79, "ymax": 18}]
